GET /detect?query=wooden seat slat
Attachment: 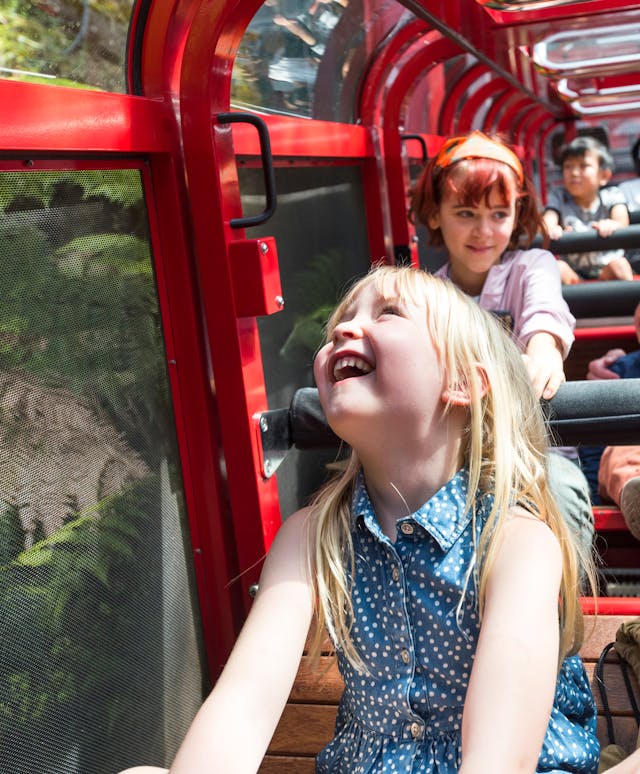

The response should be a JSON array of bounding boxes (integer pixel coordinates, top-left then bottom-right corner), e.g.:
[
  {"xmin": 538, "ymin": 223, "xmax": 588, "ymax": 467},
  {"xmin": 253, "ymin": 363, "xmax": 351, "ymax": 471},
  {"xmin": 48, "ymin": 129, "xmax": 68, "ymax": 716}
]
[
  {"xmin": 564, "ymin": 328, "xmax": 636, "ymax": 381},
  {"xmin": 289, "ymin": 656, "xmax": 342, "ymax": 704},
  {"xmin": 596, "ymin": 716, "xmax": 640, "ymax": 755},
  {"xmin": 584, "ymin": 661, "xmax": 640, "ymax": 715},
  {"xmin": 267, "ymin": 703, "xmax": 337, "ymax": 755},
  {"xmin": 304, "ymin": 624, "xmax": 332, "ymax": 654},
  {"xmin": 259, "ymin": 756, "xmax": 316, "ymax": 773},
  {"xmin": 581, "ymin": 615, "xmax": 636, "ymax": 659}
]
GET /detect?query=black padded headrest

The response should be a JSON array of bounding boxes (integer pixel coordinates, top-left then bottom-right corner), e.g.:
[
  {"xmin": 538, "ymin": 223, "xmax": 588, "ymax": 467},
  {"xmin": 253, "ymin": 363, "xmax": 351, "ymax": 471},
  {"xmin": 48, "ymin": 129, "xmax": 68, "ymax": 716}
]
[
  {"xmin": 285, "ymin": 381, "xmax": 640, "ymax": 449},
  {"xmin": 562, "ymin": 280, "xmax": 640, "ymax": 319}
]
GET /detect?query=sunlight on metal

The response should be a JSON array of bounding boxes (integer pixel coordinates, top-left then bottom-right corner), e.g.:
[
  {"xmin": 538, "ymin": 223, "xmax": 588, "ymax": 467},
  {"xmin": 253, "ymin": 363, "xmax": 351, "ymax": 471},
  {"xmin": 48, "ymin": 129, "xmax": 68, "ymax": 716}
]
[
  {"xmin": 570, "ymin": 98, "xmax": 640, "ymax": 115},
  {"xmin": 557, "ymin": 78, "xmax": 640, "ymax": 101},
  {"xmin": 475, "ymin": 0, "xmax": 599, "ymax": 8},
  {"xmin": 532, "ymin": 24, "xmax": 640, "ymax": 76}
]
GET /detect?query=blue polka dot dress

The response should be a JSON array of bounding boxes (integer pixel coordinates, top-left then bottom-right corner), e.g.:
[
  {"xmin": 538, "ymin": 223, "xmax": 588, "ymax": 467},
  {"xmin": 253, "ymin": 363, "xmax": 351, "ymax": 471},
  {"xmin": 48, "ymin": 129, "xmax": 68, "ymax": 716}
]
[{"xmin": 316, "ymin": 469, "xmax": 600, "ymax": 773}]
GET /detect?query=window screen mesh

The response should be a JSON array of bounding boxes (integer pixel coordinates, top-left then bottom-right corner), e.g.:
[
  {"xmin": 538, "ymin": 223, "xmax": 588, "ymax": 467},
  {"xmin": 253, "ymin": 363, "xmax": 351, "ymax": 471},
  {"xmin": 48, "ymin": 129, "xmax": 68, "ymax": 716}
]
[{"xmin": 0, "ymin": 169, "xmax": 205, "ymax": 773}]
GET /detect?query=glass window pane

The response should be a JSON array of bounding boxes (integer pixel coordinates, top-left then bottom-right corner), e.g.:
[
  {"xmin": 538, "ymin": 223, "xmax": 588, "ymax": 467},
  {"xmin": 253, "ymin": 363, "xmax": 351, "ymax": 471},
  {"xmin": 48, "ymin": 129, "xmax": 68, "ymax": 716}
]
[
  {"xmin": 0, "ymin": 168, "xmax": 205, "ymax": 773},
  {"xmin": 0, "ymin": 1, "xmax": 134, "ymax": 92},
  {"xmin": 232, "ymin": 0, "xmax": 405, "ymax": 122},
  {"xmin": 239, "ymin": 165, "xmax": 370, "ymax": 515}
]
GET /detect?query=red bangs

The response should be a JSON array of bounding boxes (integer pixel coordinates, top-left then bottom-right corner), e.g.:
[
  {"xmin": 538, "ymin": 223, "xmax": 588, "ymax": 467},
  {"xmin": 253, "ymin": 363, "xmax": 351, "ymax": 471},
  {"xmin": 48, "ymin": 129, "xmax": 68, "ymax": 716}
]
[{"xmin": 442, "ymin": 158, "xmax": 521, "ymax": 207}]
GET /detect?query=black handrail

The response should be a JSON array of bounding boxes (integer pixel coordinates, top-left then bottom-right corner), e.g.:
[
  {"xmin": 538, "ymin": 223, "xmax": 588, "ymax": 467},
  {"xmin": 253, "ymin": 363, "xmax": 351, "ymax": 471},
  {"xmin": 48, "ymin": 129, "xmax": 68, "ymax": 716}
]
[
  {"xmin": 531, "ymin": 225, "xmax": 640, "ymax": 255},
  {"xmin": 542, "ymin": 379, "xmax": 640, "ymax": 446},
  {"xmin": 401, "ymin": 134, "xmax": 428, "ymax": 165},
  {"xmin": 217, "ymin": 112, "xmax": 277, "ymax": 229},
  {"xmin": 562, "ymin": 280, "xmax": 640, "ymax": 318}
]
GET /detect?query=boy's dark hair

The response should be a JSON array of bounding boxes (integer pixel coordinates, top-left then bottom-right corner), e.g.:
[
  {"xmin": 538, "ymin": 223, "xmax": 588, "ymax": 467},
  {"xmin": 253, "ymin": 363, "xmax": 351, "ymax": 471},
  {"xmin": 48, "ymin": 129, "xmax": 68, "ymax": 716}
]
[{"xmin": 558, "ymin": 135, "xmax": 614, "ymax": 172}]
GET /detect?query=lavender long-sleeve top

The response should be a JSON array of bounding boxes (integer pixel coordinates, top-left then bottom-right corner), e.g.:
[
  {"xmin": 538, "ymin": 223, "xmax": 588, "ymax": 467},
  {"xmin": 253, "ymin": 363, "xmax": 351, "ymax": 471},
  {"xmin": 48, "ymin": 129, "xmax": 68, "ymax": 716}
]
[{"xmin": 435, "ymin": 248, "xmax": 575, "ymax": 359}]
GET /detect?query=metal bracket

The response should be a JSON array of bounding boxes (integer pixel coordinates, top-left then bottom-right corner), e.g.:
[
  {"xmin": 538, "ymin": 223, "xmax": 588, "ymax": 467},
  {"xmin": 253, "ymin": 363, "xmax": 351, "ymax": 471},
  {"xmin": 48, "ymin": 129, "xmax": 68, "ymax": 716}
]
[{"xmin": 254, "ymin": 408, "xmax": 292, "ymax": 479}]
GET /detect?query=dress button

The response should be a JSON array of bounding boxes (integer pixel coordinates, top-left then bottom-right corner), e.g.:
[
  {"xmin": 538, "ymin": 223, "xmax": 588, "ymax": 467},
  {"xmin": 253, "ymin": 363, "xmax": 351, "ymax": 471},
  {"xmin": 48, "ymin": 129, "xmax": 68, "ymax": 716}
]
[
  {"xmin": 400, "ymin": 648, "xmax": 410, "ymax": 664},
  {"xmin": 410, "ymin": 721, "xmax": 423, "ymax": 739},
  {"xmin": 392, "ymin": 567, "xmax": 400, "ymax": 582},
  {"xmin": 400, "ymin": 522, "xmax": 414, "ymax": 535}
]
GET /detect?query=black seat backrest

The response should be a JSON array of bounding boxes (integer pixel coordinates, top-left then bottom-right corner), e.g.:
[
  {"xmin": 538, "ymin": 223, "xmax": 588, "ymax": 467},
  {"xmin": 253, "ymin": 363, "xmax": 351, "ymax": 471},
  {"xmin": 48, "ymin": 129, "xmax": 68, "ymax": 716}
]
[{"xmin": 257, "ymin": 381, "xmax": 640, "ymax": 465}]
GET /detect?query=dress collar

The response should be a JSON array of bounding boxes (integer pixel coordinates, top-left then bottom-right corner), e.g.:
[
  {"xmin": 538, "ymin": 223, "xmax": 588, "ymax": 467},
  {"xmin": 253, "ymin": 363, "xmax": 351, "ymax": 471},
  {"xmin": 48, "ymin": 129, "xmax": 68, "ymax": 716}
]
[{"xmin": 352, "ymin": 468, "xmax": 488, "ymax": 551}]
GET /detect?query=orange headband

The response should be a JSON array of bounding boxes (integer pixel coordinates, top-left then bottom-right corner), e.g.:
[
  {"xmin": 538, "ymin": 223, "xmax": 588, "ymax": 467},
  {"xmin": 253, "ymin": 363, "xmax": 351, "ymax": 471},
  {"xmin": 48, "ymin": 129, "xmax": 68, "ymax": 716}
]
[{"xmin": 434, "ymin": 131, "xmax": 524, "ymax": 186}]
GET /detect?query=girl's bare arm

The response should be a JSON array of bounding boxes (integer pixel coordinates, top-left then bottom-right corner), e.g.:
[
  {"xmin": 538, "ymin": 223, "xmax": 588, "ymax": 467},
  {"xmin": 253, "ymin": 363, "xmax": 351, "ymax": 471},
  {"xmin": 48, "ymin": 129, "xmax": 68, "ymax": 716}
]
[
  {"xmin": 168, "ymin": 507, "xmax": 316, "ymax": 774},
  {"xmin": 459, "ymin": 507, "xmax": 562, "ymax": 774}
]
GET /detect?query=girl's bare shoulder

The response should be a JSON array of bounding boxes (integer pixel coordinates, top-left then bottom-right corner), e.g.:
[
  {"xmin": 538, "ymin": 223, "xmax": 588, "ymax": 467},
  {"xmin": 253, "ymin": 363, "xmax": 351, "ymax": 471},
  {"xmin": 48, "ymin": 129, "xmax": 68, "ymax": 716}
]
[
  {"xmin": 259, "ymin": 506, "xmax": 317, "ymax": 587},
  {"xmin": 485, "ymin": 505, "xmax": 563, "ymax": 603},
  {"xmin": 273, "ymin": 505, "xmax": 316, "ymax": 550},
  {"xmin": 499, "ymin": 504, "xmax": 562, "ymax": 566}
]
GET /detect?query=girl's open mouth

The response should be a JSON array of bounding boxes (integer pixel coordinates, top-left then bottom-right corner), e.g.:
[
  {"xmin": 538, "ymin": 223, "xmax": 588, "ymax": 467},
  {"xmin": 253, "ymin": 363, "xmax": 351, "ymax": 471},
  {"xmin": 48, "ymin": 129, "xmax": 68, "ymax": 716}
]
[{"xmin": 333, "ymin": 356, "xmax": 374, "ymax": 382}]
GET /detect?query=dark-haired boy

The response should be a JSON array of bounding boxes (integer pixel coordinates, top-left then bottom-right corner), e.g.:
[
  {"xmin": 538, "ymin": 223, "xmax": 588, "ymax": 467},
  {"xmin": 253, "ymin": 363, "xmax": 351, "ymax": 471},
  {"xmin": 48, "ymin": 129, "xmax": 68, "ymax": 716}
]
[{"xmin": 543, "ymin": 136, "xmax": 632, "ymax": 284}]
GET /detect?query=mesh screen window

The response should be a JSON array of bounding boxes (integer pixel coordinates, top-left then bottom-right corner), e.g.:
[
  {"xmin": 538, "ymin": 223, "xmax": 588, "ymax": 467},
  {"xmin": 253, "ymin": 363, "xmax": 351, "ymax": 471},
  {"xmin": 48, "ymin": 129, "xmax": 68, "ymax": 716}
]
[{"xmin": 0, "ymin": 168, "xmax": 205, "ymax": 773}]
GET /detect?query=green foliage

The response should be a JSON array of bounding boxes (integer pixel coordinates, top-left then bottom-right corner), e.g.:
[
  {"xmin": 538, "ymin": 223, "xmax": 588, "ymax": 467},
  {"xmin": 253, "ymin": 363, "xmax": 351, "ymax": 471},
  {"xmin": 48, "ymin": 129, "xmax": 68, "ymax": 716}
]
[
  {"xmin": 0, "ymin": 505, "xmax": 24, "ymax": 566},
  {"xmin": 55, "ymin": 233, "xmax": 152, "ymax": 277},
  {"xmin": 0, "ymin": 169, "xmax": 169, "ymax": 457},
  {"xmin": 286, "ymin": 248, "xmax": 347, "ymax": 316},
  {"xmin": 0, "ymin": 170, "xmax": 143, "ymax": 210},
  {"xmin": 280, "ymin": 303, "xmax": 335, "ymax": 365},
  {"xmin": 0, "ymin": 1, "xmax": 133, "ymax": 92},
  {"xmin": 0, "ymin": 166, "xmax": 181, "ymax": 771},
  {"xmin": 0, "ymin": 479, "xmax": 158, "ymax": 770},
  {"xmin": 279, "ymin": 249, "xmax": 347, "ymax": 367}
]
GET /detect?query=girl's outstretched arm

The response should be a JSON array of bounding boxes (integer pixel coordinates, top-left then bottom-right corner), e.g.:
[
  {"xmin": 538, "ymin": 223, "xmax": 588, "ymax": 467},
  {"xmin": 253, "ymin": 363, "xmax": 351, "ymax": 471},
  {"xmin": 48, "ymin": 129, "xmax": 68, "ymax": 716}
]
[
  {"xmin": 522, "ymin": 331, "xmax": 565, "ymax": 400},
  {"xmin": 169, "ymin": 507, "xmax": 316, "ymax": 774},
  {"xmin": 459, "ymin": 507, "xmax": 562, "ymax": 774}
]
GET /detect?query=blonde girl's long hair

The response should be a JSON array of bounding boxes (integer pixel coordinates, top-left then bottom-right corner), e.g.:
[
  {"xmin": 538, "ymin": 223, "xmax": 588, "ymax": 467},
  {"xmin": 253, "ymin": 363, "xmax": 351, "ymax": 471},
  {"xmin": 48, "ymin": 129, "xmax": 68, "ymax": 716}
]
[{"xmin": 308, "ymin": 265, "xmax": 595, "ymax": 669}]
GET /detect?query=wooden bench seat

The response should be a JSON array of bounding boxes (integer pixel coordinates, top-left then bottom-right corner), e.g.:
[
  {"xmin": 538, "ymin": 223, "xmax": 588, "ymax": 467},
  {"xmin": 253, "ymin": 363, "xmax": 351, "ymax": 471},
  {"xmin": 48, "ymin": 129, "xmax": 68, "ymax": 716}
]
[{"xmin": 259, "ymin": 614, "xmax": 640, "ymax": 770}]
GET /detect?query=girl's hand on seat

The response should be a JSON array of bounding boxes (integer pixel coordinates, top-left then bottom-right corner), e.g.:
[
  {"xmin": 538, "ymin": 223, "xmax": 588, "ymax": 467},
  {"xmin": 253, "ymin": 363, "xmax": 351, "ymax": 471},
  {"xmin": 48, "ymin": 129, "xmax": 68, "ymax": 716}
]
[{"xmin": 522, "ymin": 333, "xmax": 565, "ymax": 399}]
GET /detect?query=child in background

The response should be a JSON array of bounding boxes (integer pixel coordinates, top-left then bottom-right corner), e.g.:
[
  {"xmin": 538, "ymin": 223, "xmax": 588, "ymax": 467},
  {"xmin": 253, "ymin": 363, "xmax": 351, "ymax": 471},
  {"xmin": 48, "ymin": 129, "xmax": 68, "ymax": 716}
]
[
  {"xmin": 410, "ymin": 130, "xmax": 594, "ymax": 559},
  {"xmin": 618, "ymin": 136, "xmax": 640, "ymax": 271},
  {"xmin": 618, "ymin": 136, "xmax": 640, "ymax": 215},
  {"xmin": 542, "ymin": 135, "xmax": 632, "ymax": 284},
  {"xmin": 583, "ymin": 301, "xmax": 640, "ymax": 540},
  {"xmin": 118, "ymin": 265, "xmax": 640, "ymax": 773}
]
